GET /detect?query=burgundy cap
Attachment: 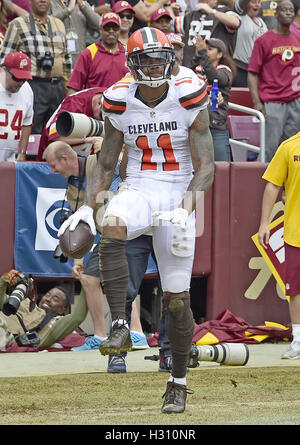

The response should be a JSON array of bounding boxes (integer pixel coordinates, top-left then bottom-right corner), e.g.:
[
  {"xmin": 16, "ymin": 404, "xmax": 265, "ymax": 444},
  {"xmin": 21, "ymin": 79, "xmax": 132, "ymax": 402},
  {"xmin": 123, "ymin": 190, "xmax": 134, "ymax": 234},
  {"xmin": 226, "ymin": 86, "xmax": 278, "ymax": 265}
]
[
  {"xmin": 101, "ymin": 12, "xmax": 121, "ymax": 27},
  {"xmin": 150, "ymin": 8, "xmax": 172, "ymax": 22},
  {"xmin": 112, "ymin": 1, "xmax": 134, "ymax": 14},
  {"xmin": 4, "ymin": 52, "xmax": 32, "ymax": 80}
]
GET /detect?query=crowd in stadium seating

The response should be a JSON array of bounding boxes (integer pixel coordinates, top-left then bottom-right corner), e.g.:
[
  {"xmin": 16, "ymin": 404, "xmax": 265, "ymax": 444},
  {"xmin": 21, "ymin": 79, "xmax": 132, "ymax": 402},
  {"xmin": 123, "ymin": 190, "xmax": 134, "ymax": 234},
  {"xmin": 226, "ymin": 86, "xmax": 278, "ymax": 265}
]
[{"xmin": 1, "ymin": 0, "xmax": 300, "ymax": 162}]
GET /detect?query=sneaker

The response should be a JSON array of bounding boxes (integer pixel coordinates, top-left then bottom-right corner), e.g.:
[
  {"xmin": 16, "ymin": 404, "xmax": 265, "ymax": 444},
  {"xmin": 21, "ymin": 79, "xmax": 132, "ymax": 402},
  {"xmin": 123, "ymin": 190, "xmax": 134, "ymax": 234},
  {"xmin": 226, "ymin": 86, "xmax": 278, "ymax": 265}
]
[
  {"xmin": 159, "ymin": 355, "xmax": 173, "ymax": 372},
  {"xmin": 71, "ymin": 335, "xmax": 106, "ymax": 351},
  {"xmin": 159, "ymin": 355, "xmax": 190, "ymax": 373},
  {"xmin": 161, "ymin": 381, "xmax": 193, "ymax": 414},
  {"xmin": 130, "ymin": 331, "xmax": 149, "ymax": 350},
  {"xmin": 107, "ymin": 354, "xmax": 127, "ymax": 373},
  {"xmin": 99, "ymin": 319, "xmax": 132, "ymax": 356},
  {"xmin": 281, "ymin": 341, "xmax": 300, "ymax": 359}
]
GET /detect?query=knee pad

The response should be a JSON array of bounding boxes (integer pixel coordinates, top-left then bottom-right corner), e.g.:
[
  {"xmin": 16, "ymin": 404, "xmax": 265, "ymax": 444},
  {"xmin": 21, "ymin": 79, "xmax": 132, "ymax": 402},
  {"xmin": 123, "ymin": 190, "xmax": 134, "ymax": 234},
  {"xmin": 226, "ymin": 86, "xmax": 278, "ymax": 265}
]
[
  {"xmin": 163, "ymin": 270, "xmax": 191, "ymax": 294},
  {"xmin": 164, "ymin": 292, "xmax": 191, "ymax": 321}
]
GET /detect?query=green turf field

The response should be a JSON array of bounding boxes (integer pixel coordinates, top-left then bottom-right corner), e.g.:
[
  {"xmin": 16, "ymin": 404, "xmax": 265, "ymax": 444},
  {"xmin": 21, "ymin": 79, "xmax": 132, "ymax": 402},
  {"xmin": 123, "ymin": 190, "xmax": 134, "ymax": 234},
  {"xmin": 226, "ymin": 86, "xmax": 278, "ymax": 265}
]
[{"xmin": 0, "ymin": 366, "xmax": 299, "ymax": 425}]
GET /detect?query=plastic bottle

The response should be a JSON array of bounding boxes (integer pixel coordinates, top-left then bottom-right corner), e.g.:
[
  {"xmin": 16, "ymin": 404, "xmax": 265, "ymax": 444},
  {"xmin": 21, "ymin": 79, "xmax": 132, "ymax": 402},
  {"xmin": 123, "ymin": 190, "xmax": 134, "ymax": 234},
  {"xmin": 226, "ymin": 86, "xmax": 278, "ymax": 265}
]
[{"xmin": 210, "ymin": 79, "xmax": 219, "ymax": 111}]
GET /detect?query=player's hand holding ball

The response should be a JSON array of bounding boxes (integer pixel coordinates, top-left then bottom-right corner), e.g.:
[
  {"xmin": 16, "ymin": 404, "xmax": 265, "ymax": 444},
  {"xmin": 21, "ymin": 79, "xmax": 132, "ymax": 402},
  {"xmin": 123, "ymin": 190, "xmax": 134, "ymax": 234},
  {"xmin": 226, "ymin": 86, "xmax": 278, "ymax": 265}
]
[{"xmin": 58, "ymin": 205, "xmax": 97, "ymax": 237}]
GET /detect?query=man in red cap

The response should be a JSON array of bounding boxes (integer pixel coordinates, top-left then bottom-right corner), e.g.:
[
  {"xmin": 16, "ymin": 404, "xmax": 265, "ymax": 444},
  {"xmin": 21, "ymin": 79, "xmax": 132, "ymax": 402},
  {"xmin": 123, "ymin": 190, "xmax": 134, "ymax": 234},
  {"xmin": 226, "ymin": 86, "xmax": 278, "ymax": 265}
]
[
  {"xmin": 150, "ymin": 8, "xmax": 173, "ymax": 34},
  {"xmin": 67, "ymin": 12, "xmax": 129, "ymax": 95},
  {"xmin": 112, "ymin": 1, "xmax": 135, "ymax": 46},
  {"xmin": 0, "ymin": 52, "xmax": 33, "ymax": 161}
]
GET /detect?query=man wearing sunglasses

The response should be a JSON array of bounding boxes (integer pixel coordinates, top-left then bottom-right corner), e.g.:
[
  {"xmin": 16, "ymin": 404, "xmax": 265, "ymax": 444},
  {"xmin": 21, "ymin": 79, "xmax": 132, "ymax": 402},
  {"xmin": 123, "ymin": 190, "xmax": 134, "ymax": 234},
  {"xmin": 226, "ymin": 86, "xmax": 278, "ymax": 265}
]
[
  {"xmin": 0, "ymin": 52, "xmax": 33, "ymax": 162},
  {"xmin": 112, "ymin": 1, "xmax": 135, "ymax": 47}
]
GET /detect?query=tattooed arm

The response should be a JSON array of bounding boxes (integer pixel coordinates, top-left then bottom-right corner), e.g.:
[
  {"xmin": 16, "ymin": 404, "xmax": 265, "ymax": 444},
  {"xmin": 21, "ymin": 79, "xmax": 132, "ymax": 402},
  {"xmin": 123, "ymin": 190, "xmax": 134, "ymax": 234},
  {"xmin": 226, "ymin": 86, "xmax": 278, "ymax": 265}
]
[
  {"xmin": 85, "ymin": 117, "xmax": 124, "ymax": 208},
  {"xmin": 57, "ymin": 117, "xmax": 124, "ymax": 236},
  {"xmin": 182, "ymin": 108, "xmax": 215, "ymax": 215}
]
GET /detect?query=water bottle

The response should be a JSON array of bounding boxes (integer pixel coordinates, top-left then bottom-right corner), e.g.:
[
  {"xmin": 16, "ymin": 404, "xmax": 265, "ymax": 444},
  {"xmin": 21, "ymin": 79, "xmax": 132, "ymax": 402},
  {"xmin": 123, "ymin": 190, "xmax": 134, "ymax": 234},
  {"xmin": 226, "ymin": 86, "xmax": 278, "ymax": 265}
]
[{"xmin": 210, "ymin": 79, "xmax": 219, "ymax": 111}]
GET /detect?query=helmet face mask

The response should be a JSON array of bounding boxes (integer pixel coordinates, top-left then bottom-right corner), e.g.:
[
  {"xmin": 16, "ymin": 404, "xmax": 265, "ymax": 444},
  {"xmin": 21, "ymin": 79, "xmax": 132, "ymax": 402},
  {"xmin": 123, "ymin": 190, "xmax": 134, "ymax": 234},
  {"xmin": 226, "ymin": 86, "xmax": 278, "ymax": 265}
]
[
  {"xmin": 126, "ymin": 27, "xmax": 175, "ymax": 88},
  {"xmin": 127, "ymin": 48, "xmax": 174, "ymax": 88}
]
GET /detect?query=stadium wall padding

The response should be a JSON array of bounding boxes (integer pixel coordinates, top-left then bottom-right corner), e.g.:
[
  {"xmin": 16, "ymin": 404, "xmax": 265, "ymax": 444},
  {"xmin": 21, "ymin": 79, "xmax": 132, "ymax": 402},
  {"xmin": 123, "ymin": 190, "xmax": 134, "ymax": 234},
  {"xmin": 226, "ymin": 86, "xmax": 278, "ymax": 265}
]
[{"xmin": 0, "ymin": 161, "xmax": 290, "ymax": 325}]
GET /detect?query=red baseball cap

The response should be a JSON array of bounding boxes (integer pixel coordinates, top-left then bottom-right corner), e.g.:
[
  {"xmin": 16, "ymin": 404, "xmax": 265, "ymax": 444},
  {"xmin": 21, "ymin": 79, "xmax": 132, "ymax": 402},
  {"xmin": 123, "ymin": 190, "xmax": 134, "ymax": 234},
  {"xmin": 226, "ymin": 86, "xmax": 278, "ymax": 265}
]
[
  {"xmin": 3, "ymin": 52, "xmax": 32, "ymax": 80},
  {"xmin": 101, "ymin": 12, "xmax": 121, "ymax": 27},
  {"xmin": 150, "ymin": 8, "xmax": 172, "ymax": 23},
  {"xmin": 112, "ymin": 1, "xmax": 134, "ymax": 14}
]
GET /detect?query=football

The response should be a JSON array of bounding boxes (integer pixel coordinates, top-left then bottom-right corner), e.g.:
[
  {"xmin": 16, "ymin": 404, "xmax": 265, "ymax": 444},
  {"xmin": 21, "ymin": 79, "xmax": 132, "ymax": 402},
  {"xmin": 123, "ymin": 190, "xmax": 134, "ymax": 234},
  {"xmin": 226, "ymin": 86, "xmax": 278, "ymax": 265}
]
[{"xmin": 59, "ymin": 221, "xmax": 95, "ymax": 259}]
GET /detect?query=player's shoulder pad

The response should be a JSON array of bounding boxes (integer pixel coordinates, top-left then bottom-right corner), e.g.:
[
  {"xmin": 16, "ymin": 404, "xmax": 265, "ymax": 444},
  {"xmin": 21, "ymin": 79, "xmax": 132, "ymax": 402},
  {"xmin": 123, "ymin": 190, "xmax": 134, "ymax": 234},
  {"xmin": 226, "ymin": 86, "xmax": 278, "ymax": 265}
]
[
  {"xmin": 174, "ymin": 76, "xmax": 208, "ymax": 110},
  {"xmin": 102, "ymin": 76, "xmax": 134, "ymax": 115}
]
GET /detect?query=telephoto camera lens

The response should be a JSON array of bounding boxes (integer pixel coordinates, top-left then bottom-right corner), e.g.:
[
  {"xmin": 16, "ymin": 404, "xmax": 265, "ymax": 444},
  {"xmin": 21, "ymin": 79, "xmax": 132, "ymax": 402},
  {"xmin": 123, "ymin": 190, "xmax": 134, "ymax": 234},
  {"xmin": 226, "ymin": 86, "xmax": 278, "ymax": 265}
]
[
  {"xmin": 2, "ymin": 283, "xmax": 28, "ymax": 316},
  {"xmin": 56, "ymin": 112, "xmax": 104, "ymax": 138},
  {"xmin": 188, "ymin": 343, "xmax": 249, "ymax": 367}
]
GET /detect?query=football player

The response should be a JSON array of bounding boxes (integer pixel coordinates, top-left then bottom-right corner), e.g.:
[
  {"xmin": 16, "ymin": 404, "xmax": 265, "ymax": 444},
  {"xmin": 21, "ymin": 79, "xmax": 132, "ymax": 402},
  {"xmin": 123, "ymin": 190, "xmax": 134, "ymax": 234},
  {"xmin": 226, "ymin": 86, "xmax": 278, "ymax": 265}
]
[{"xmin": 59, "ymin": 28, "xmax": 215, "ymax": 413}]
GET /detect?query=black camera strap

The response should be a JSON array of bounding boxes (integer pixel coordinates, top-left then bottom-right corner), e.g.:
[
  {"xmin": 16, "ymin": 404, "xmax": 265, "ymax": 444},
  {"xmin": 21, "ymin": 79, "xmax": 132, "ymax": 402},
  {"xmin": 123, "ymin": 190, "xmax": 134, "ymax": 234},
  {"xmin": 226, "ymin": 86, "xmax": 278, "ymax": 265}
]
[
  {"xmin": 29, "ymin": 13, "xmax": 55, "ymax": 63},
  {"xmin": 64, "ymin": 155, "xmax": 87, "ymax": 212}
]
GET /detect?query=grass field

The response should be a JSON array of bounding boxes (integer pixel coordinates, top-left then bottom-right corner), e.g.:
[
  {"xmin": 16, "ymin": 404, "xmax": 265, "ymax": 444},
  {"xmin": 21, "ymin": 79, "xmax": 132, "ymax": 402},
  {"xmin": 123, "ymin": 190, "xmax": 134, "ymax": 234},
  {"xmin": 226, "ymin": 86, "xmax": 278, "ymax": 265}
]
[{"xmin": 0, "ymin": 366, "xmax": 299, "ymax": 425}]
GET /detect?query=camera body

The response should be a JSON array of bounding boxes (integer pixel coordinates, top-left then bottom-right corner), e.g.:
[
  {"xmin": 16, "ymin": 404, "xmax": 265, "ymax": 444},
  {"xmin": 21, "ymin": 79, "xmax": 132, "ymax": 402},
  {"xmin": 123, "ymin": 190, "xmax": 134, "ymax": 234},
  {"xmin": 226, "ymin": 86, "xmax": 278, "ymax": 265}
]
[
  {"xmin": 53, "ymin": 209, "xmax": 73, "ymax": 263},
  {"xmin": 36, "ymin": 51, "xmax": 54, "ymax": 72},
  {"xmin": 2, "ymin": 275, "xmax": 33, "ymax": 316}
]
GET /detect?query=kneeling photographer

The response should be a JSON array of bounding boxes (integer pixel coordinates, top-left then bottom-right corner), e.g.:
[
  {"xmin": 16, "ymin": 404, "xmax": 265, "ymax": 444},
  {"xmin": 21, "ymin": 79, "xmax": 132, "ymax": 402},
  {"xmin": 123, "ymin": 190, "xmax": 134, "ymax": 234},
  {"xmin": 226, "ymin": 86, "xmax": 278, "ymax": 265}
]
[{"xmin": 0, "ymin": 269, "xmax": 89, "ymax": 350}]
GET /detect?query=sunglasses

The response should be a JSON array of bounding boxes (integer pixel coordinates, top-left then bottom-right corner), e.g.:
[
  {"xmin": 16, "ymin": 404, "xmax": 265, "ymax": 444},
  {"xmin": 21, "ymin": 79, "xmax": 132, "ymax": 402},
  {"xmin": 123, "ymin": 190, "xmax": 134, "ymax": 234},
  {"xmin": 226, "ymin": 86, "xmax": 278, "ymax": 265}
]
[
  {"xmin": 6, "ymin": 67, "xmax": 25, "ymax": 83},
  {"xmin": 119, "ymin": 13, "xmax": 133, "ymax": 19}
]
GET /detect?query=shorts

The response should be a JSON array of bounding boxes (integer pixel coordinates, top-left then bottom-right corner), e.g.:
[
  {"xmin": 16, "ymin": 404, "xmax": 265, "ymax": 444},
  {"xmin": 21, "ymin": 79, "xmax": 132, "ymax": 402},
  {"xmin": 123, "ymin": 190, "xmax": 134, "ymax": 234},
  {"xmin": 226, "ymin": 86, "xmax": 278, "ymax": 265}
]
[
  {"xmin": 83, "ymin": 243, "xmax": 100, "ymax": 278},
  {"xmin": 102, "ymin": 178, "xmax": 196, "ymax": 293},
  {"xmin": 284, "ymin": 242, "xmax": 300, "ymax": 296}
]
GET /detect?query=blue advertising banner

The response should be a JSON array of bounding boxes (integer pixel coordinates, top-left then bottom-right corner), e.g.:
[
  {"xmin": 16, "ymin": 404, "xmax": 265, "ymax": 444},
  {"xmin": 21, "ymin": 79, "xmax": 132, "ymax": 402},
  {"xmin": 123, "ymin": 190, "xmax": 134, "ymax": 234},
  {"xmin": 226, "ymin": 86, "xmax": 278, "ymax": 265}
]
[
  {"xmin": 14, "ymin": 162, "xmax": 157, "ymax": 277},
  {"xmin": 14, "ymin": 162, "xmax": 75, "ymax": 277}
]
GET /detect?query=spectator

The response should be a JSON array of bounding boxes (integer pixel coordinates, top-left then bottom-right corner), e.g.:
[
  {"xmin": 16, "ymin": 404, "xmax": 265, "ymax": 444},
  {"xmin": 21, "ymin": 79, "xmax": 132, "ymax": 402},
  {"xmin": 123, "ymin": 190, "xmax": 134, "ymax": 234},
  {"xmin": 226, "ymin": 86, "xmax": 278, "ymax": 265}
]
[
  {"xmin": 49, "ymin": 0, "xmax": 101, "ymax": 66},
  {"xmin": 37, "ymin": 86, "xmax": 106, "ymax": 160},
  {"xmin": 66, "ymin": 13, "xmax": 129, "ymax": 95},
  {"xmin": 259, "ymin": 0, "xmax": 278, "ymax": 29},
  {"xmin": 0, "ymin": 269, "xmax": 87, "ymax": 350},
  {"xmin": 191, "ymin": 36, "xmax": 236, "ymax": 161},
  {"xmin": 0, "ymin": 0, "xmax": 8, "ymax": 51},
  {"xmin": 94, "ymin": 0, "xmax": 169, "ymax": 33},
  {"xmin": 290, "ymin": 0, "xmax": 300, "ymax": 36},
  {"xmin": 168, "ymin": 32, "xmax": 201, "ymax": 80},
  {"xmin": 150, "ymin": 8, "xmax": 173, "ymax": 34},
  {"xmin": 225, "ymin": 0, "xmax": 279, "ymax": 29},
  {"xmin": 0, "ymin": 52, "xmax": 33, "ymax": 161},
  {"xmin": 257, "ymin": 135, "xmax": 300, "ymax": 360},
  {"xmin": 42, "ymin": 141, "xmax": 150, "ymax": 363},
  {"xmin": 232, "ymin": 0, "xmax": 268, "ymax": 87},
  {"xmin": 0, "ymin": 0, "xmax": 72, "ymax": 135},
  {"xmin": 248, "ymin": 0, "xmax": 300, "ymax": 162},
  {"xmin": 112, "ymin": 0, "xmax": 135, "ymax": 46},
  {"xmin": 175, "ymin": 0, "xmax": 241, "ymax": 63}
]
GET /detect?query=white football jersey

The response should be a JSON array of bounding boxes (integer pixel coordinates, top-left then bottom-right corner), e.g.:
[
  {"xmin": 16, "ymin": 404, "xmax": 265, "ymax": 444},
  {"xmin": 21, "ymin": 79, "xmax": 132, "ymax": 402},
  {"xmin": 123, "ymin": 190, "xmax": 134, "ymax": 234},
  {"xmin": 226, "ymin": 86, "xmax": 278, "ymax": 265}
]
[
  {"xmin": 0, "ymin": 80, "xmax": 34, "ymax": 161},
  {"xmin": 102, "ymin": 76, "xmax": 208, "ymax": 183}
]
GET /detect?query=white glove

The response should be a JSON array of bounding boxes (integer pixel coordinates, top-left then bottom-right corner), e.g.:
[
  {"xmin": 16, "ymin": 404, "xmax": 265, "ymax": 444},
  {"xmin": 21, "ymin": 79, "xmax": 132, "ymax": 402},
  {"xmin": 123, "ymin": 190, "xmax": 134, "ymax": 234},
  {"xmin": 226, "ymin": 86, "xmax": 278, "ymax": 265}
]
[
  {"xmin": 57, "ymin": 205, "xmax": 96, "ymax": 237},
  {"xmin": 152, "ymin": 208, "xmax": 189, "ymax": 230}
]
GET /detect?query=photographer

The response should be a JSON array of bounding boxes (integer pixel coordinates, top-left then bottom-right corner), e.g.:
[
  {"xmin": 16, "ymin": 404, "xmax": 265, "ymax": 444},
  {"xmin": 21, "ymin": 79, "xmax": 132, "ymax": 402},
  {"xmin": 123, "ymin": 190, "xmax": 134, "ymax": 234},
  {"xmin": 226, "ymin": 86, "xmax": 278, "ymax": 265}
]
[
  {"xmin": 0, "ymin": 0, "xmax": 72, "ymax": 134},
  {"xmin": 0, "ymin": 269, "xmax": 89, "ymax": 350}
]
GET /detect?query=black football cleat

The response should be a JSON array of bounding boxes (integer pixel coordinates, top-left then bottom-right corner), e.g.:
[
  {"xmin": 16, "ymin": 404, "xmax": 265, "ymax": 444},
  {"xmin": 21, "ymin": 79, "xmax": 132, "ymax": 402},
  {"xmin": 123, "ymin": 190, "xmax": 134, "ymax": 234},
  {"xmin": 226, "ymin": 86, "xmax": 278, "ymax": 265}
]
[
  {"xmin": 99, "ymin": 320, "xmax": 132, "ymax": 356},
  {"xmin": 161, "ymin": 381, "xmax": 193, "ymax": 414}
]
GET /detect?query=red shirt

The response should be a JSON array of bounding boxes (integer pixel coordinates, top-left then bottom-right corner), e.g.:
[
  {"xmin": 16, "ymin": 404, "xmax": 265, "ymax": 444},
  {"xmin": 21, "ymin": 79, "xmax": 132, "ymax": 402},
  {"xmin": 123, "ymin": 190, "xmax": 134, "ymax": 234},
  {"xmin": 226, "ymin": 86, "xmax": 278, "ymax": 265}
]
[
  {"xmin": 67, "ymin": 40, "xmax": 129, "ymax": 91},
  {"xmin": 248, "ymin": 30, "xmax": 300, "ymax": 103},
  {"xmin": 37, "ymin": 87, "xmax": 106, "ymax": 160}
]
